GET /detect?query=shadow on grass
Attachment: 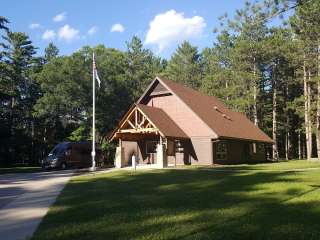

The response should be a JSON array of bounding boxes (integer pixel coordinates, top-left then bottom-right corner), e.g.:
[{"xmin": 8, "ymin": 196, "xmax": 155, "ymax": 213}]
[
  {"xmin": 33, "ymin": 168, "xmax": 320, "ymax": 240},
  {"xmin": 195, "ymin": 159, "xmax": 320, "ymax": 172},
  {"xmin": 0, "ymin": 166, "xmax": 42, "ymax": 175}
]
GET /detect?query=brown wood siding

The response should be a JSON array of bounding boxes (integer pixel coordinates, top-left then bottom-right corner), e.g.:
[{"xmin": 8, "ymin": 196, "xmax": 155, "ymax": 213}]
[
  {"xmin": 122, "ymin": 141, "xmax": 138, "ymax": 166},
  {"xmin": 167, "ymin": 155, "xmax": 175, "ymax": 165},
  {"xmin": 149, "ymin": 82, "xmax": 170, "ymax": 96},
  {"xmin": 213, "ymin": 140, "xmax": 266, "ymax": 164},
  {"xmin": 251, "ymin": 143, "xmax": 266, "ymax": 162},
  {"xmin": 146, "ymin": 94, "xmax": 217, "ymax": 138},
  {"xmin": 226, "ymin": 141, "xmax": 246, "ymax": 164},
  {"xmin": 175, "ymin": 152, "xmax": 185, "ymax": 165},
  {"xmin": 122, "ymin": 140, "xmax": 159, "ymax": 166},
  {"xmin": 190, "ymin": 137, "xmax": 213, "ymax": 165}
]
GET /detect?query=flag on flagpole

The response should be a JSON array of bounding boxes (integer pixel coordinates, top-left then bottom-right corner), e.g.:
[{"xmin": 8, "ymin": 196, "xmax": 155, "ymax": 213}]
[{"xmin": 92, "ymin": 53, "xmax": 101, "ymax": 88}]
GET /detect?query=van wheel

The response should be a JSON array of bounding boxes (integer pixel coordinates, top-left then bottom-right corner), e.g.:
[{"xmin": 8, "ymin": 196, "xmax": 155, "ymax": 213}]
[{"xmin": 61, "ymin": 162, "xmax": 67, "ymax": 170}]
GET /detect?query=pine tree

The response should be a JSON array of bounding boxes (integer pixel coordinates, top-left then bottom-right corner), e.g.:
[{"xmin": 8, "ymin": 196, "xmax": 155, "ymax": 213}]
[
  {"xmin": 227, "ymin": 1, "xmax": 272, "ymax": 126},
  {"xmin": 1, "ymin": 31, "xmax": 38, "ymax": 164},
  {"xmin": 44, "ymin": 42, "xmax": 59, "ymax": 62},
  {"xmin": 125, "ymin": 36, "xmax": 162, "ymax": 100},
  {"xmin": 290, "ymin": 0, "xmax": 320, "ymax": 160},
  {"xmin": 201, "ymin": 31, "xmax": 239, "ymax": 109},
  {"xmin": 166, "ymin": 41, "xmax": 201, "ymax": 89}
]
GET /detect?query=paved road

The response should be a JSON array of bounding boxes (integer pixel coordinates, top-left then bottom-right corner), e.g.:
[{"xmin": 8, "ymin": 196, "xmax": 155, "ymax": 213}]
[{"xmin": 0, "ymin": 170, "xmax": 75, "ymax": 240}]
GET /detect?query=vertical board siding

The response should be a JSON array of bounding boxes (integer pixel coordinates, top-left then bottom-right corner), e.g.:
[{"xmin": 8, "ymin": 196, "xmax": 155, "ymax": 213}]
[
  {"xmin": 123, "ymin": 140, "xmax": 158, "ymax": 166},
  {"xmin": 213, "ymin": 140, "xmax": 266, "ymax": 164},
  {"xmin": 190, "ymin": 137, "xmax": 213, "ymax": 165},
  {"xmin": 227, "ymin": 141, "xmax": 246, "ymax": 164},
  {"xmin": 122, "ymin": 141, "xmax": 137, "ymax": 166},
  {"xmin": 146, "ymin": 94, "xmax": 216, "ymax": 138}
]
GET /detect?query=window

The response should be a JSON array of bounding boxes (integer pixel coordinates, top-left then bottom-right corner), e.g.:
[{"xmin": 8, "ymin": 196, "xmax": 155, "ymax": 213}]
[
  {"xmin": 252, "ymin": 143, "xmax": 256, "ymax": 154},
  {"xmin": 257, "ymin": 143, "xmax": 264, "ymax": 152},
  {"xmin": 49, "ymin": 143, "xmax": 70, "ymax": 156},
  {"xmin": 146, "ymin": 141, "xmax": 157, "ymax": 154},
  {"xmin": 175, "ymin": 140, "xmax": 184, "ymax": 153},
  {"xmin": 216, "ymin": 142, "xmax": 227, "ymax": 160}
]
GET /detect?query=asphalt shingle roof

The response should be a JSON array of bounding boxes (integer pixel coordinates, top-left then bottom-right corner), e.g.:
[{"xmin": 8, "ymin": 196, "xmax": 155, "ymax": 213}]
[{"xmin": 158, "ymin": 77, "xmax": 273, "ymax": 143}]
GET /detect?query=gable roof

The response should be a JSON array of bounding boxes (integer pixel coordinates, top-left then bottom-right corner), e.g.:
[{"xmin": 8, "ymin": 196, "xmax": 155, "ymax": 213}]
[
  {"xmin": 139, "ymin": 77, "xmax": 273, "ymax": 143},
  {"xmin": 137, "ymin": 104, "xmax": 188, "ymax": 139},
  {"xmin": 109, "ymin": 103, "xmax": 188, "ymax": 141}
]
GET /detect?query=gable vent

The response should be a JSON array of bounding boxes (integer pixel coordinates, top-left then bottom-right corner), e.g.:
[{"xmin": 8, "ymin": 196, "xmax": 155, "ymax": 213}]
[
  {"xmin": 214, "ymin": 105, "xmax": 232, "ymax": 120},
  {"xmin": 213, "ymin": 106, "xmax": 221, "ymax": 112},
  {"xmin": 222, "ymin": 114, "xmax": 232, "ymax": 121}
]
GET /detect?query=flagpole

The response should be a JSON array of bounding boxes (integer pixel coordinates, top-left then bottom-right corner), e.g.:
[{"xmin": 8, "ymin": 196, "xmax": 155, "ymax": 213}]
[{"xmin": 91, "ymin": 52, "xmax": 96, "ymax": 171}]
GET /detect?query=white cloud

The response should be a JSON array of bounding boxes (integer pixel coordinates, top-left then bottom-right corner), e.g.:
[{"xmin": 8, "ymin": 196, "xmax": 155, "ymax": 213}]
[
  {"xmin": 145, "ymin": 10, "xmax": 206, "ymax": 52},
  {"xmin": 88, "ymin": 26, "xmax": 98, "ymax": 35},
  {"xmin": 58, "ymin": 24, "xmax": 80, "ymax": 42},
  {"xmin": 53, "ymin": 12, "xmax": 66, "ymax": 22},
  {"xmin": 29, "ymin": 23, "xmax": 41, "ymax": 29},
  {"xmin": 42, "ymin": 30, "xmax": 56, "ymax": 40},
  {"xmin": 111, "ymin": 23, "xmax": 124, "ymax": 33}
]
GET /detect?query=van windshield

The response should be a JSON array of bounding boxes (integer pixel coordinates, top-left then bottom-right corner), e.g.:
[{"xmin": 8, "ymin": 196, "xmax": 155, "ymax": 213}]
[{"xmin": 49, "ymin": 143, "xmax": 70, "ymax": 156}]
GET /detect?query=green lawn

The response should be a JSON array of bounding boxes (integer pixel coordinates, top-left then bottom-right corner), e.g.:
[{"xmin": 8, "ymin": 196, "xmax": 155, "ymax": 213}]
[
  {"xmin": 33, "ymin": 160, "xmax": 320, "ymax": 240},
  {"xmin": 0, "ymin": 166, "xmax": 41, "ymax": 174}
]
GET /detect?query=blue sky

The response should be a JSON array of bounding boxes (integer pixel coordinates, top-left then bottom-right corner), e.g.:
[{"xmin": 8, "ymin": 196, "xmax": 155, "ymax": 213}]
[{"xmin": 3, "ymin": 0, "xmax": 250, "ymax": 58}]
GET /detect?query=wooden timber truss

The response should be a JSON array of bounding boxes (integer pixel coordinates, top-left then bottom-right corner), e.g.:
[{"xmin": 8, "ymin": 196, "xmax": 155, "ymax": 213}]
[{"xmin": 115, "ymin": 106, "xmax": 160, "ymax": 136}]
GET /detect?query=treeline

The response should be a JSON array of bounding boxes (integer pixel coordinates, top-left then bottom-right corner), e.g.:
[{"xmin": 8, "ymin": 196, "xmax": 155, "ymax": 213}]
[
  {"xmin": 0, "ymin": 28, "xmax": 165, "ymax": 166},
  {"xmin": 1, "ymin": 0, "xmax": 320, "ymax": 166}
]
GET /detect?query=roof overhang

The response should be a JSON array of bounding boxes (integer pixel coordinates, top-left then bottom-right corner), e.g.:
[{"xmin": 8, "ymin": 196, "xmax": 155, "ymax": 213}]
[
  {"xmin": 109, "ymin": 104, "xmax": 162, "ymax": 142},
  {"xmin": 212, "ymin": 136, "xmax": 274, "ymax": 144},
  {"xmin": 109, "ymin": 103, "xmax": 188, "ymax": 142}
]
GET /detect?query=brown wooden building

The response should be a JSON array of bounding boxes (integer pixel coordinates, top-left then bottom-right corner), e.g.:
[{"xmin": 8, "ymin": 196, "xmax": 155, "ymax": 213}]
[{"xmin": 110, "ymin": 77, "xmax": 273, "ymax": 168}]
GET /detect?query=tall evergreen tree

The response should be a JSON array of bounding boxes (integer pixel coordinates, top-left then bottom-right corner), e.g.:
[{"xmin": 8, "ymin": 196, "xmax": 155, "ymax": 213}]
[
  {"xmin": 125, "ymin": 36, "xmax": 162, "ymax": 100},
  {"xmin": 0, "ymin": 31, "xmax": 38, "ymax": 165},
  {"xmin": 166, "ymin": 41, "xmax": 201, "ymax": 89},
  {"xmin": 290, "ymin": 0, "xmax": 320, "ymax": 159},
  {"xmin": 44, "ymin": 42, "xmax": 59, "ymax": 62}
]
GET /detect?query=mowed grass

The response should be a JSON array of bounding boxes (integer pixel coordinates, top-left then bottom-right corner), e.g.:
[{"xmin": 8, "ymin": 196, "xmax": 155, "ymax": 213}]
[{"xmin": 33, "ymin": 160, "xmax": 320, "ymax": 240}]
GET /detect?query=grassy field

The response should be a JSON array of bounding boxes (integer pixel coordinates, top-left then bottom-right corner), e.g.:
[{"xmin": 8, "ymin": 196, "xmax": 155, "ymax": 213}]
[
  {"xmin": 33, "ymin": 160, "xmax": 320, "ymax": 240},
  {"xmin": 0, "ymin": 166, "xmax": 41, "ymax": 174}
]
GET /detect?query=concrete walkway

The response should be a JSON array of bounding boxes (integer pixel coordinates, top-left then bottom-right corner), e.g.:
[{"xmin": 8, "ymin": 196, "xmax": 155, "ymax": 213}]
[{"xmin": 0, "ymin": 170, "xmax": 75, "ymax": 240}]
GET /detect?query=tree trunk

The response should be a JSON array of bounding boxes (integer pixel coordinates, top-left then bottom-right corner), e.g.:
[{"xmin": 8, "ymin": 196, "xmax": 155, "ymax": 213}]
[
  {"xmin": 287, "ymin": 125, "xmax": 291, "ymax": 159},
  {"xmin": 317, "ymin": 43, "xmax": 320, "ymax": 160},
  {"xmin": 298, "ymin": 130, "xmax": 301, "ymax": 159},
  {"xmin": 302, "ymin": 135, "xmax": 306, "ymax": 159},
  {"xmin": 272, "ymin": 65, "xmax": 278, "ymax": 161},
  {"xmin": 31, "ymin": 119, "xmax": 34, "ymax": 164},
  {"xmin": 285, "ymin": 83, "xmax": 290, "ymax": 160},
  {"xmin": 253, "ymin": 60, "xmax": 258, "ymax": 126},
  {"xmin": 43, "ymin": 126, "xmax": 47, "ymax": 159},
  {"xmin": 308, "ymin": 69, "xmax": 313, "ymax": 159},
  {"xmin": 304, "ymin": 57, "xmax": 312, "ymax": 160},
  {"xmin": 225, "ymin": 79, "xmax": 229, "ymax": 101},
  {"xmin": 285, "ymin": 133, "xmax": 288, "ymax": 160},
  {"xmin": 10, "ymin": 96, "xmax": 15, "ymax": 165}
]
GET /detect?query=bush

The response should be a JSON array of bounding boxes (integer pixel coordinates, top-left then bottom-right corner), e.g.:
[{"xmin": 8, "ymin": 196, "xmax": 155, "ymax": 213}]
[{"xmin": 100, "ymin": 139, "xmax": 116, "ymax": 166}]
